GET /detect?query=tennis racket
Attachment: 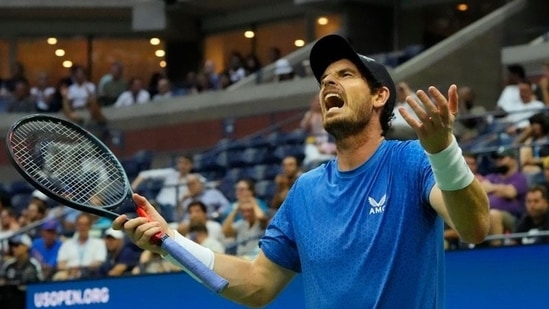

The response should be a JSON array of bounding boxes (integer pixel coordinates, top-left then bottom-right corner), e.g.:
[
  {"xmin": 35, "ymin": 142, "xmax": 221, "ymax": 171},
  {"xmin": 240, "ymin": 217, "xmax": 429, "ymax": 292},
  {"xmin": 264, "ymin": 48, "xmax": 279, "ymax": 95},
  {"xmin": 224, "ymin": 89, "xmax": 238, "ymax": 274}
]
[{"xmin": 5, "ymin": 114, "xmax": 229, "ymax": 293}]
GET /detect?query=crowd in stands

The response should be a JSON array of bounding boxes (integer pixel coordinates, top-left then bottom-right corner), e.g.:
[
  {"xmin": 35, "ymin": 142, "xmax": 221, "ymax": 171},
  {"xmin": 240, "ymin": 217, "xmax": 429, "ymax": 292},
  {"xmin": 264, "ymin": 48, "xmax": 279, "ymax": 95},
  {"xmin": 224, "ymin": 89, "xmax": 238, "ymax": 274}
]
[{"xmin": 1, "ymin": 49, "xmax": 549, "ymax": 287}]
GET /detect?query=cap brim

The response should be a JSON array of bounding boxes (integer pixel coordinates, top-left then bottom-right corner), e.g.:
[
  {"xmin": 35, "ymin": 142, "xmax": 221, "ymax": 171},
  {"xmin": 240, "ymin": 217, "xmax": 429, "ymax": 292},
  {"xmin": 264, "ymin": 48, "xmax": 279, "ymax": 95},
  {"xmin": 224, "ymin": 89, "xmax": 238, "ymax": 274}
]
[{"xmin": 310, "ymin": 34, "xmax": 371, "ymax": 83}]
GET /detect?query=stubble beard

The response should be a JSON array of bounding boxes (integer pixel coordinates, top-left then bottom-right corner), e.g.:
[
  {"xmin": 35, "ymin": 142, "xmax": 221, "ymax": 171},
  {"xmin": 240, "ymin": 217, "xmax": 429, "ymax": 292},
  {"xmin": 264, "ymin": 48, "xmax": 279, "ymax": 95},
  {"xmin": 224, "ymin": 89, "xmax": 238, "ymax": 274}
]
[{"xmin": 324, "ymin": 116, "xmax": 369, "ymax": 141}]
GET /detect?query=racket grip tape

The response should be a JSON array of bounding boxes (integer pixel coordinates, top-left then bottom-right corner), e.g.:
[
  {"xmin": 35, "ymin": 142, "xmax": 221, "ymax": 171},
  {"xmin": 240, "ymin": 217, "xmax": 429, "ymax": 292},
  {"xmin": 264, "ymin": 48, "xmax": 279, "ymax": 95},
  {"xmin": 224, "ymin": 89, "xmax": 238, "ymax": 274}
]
[
  {"xmin": 159, "ymin": 235, "xmax": 229, "ymax": 293},
  {"xmin": 135, "ymin": 205, "xmax": 228, "ymax": 293}
]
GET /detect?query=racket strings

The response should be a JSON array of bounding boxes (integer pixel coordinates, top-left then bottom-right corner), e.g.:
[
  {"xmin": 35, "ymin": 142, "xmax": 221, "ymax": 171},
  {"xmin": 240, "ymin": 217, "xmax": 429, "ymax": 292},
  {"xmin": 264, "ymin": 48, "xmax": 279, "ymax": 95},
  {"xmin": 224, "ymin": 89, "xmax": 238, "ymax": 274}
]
[{"xmin": 10, "ymin": 120, "xmax": 127, "ymax": 208}]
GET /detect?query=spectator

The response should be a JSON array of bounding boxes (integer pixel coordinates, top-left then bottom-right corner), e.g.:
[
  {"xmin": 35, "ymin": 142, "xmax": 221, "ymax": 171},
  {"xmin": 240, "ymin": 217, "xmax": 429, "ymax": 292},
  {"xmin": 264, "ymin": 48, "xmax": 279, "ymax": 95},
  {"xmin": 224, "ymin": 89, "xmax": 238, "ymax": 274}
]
[
  {"xmin": 31, "ymin": 72, "xmax": 58, "ymax": 112},
  {"xmin": 271, "ymin": 156, "xmax": 302, "ymax": 210},
  {"xmin": 97, "ymin": 228, "xmax": 141, "ymax": 277},
  {"xmin": 503, "ymin": 80, "xmax": 545, "ymax": 136},
  {"xmin": 496, "ymin": 64, "xmax": 526, "ymax": 114},
  {"xmin": 515, "ymin": 112, "xmax": 549, "ymax": 184},
  {"xmin": 226, "ymin": 178, "xmax": 269, "ymax": 220},
  {"xmin": 113, "ymin": 77, "xmax": 150, "ymax": 107},
  {"xmin": 6, "ymin": 79, "xmax": 36, "ymax": 113},
  {"xmin": 273, "ymin": 58, "xmax": 295, "ymax": 82},
  {"xmin": 18, "ymin": 197, "xmax": 48, "ymax": 237},
  {"xmin": 222, "ymin": 198, "xmax": 268, "ymax": 260},
  {"xmin": 534, "ymin": 61, "xmax": 549, "ymax": 105},
  {"xmin": 454, "ymin": 86, "xmax": 487, "ymax": 142},
  {"xmin": 244, "ymin": 53, "xmax": 262, "ymax": 77},
  {"xmin": 62, "ymin": 65, "xmax": 106, "ymax": 125},
  {"xmin": 178, "ymin": 174, "xmax": 230, "ymax": 222},
  {"xmin": 0, "ymin": 208, "xmax": 21, "ymax": 257},
  {"xmin": 131, "ymin": 154, "xmax": 195, "ymax": 223},
  {"xmin": 31, "ymin": 220, "xmax": 62, "ymax": 280},
  {"xmin": 387, "ymin": 81, "xmax": 419, "ymax": 140},
  {"xmin": 513, "ymin": 185, "xmax": 549, "ymax": 244},
  {"xmin": 226, "ymin": 51, "xmax": 246, "ymax": 84},
  {"xmin": 202, "ymin": 60, "xmax": 221, "ymax": 90},
  {"xmin": 98, "ymin": 61, "xmax": 128, "ymax": 107},
  {"xmin": 188, "ymin": 223, "xmax": 225, "ymax": 253},
  {"xmin": 53, "ymin": 213, "xmax": 106, "ymax": 280},
  {"xmin": 481, "ymin": 147, "xmax": 529, "ymax": 246},
  {"xmin": 0, "ymin": 234, "xmax": 43, "ymax": 285},
  {"xmin": 152, "ymin": 77, "xmax": 173, "ymax": 102},
  {"xmin": 131, "ymin": 250, "xmax": 180, "ymax": 275},
  {"xmin": 4, "ymin": 61, "xmax": 28, "ymax": 93},
  {"xmin": 300, "ymin": 95, "xmax": 336, "ymax": 168},
  {"xmin": 177, "ymin": 200, "xmax": 225, "ymax": 246}
]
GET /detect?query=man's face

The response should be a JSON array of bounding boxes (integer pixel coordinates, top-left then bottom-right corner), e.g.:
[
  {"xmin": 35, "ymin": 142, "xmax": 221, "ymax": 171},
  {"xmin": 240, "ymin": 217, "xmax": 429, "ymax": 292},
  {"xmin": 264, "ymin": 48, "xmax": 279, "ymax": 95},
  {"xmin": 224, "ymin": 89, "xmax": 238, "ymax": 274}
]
[
  {"xmin": 525, "ymin": 190, "xmax": 548, "ymax": 218},
  {"xmin": 188, "ymin": 205, "xmax": 207, "ymax": 223},
  {"xmin": 177, "ymin": 157, "xmax": 193, "ymax": 174},
  {"xmin": 282, "ymin": 157, "xmax": 298, "ymax": 177},
  {"xmin": 319, "ymin": 59, "xmax": 376, "ymax": 139}
]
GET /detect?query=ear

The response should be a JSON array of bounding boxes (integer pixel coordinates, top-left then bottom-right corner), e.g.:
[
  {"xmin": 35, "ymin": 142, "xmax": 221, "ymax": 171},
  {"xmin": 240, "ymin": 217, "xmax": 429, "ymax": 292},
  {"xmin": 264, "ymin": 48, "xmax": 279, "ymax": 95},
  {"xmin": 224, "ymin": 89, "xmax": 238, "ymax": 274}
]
[{"xmin": 373, "ymin": 86, "xmax": 390, "ymax": 108}]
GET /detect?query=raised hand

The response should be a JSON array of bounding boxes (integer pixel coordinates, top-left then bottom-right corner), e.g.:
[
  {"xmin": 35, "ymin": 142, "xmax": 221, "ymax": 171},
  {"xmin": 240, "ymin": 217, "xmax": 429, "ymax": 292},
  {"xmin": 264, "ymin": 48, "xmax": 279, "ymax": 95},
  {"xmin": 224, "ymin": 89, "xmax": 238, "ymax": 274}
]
[{"xmin": 398, "ymin": 84, "xmax": 459, "ymax": 154}]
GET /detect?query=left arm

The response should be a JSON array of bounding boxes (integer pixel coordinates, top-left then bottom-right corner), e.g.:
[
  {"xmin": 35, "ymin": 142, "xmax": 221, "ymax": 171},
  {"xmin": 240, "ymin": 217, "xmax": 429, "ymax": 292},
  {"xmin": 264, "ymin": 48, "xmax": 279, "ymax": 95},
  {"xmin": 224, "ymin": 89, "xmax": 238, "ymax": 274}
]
[{"xmin": 400, "ymin": 84, "xmax": 490, "ymax": 244}]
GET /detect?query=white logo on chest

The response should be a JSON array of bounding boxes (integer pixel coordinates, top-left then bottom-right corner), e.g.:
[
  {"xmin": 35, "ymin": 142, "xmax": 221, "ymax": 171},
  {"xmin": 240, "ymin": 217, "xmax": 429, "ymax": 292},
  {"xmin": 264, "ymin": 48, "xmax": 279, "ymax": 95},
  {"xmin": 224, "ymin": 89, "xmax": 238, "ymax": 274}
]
[{"xmin": 368, "ymin": 194, "xmax": 386, "ymax": 215}]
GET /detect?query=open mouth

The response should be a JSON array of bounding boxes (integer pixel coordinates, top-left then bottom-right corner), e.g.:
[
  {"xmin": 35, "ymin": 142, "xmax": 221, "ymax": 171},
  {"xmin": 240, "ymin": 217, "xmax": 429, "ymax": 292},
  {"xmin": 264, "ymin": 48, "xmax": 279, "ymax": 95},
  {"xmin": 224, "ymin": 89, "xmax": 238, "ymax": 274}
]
[{"xmin": 324, "ymin": 93, "xmax": 344, "ymax": 111}]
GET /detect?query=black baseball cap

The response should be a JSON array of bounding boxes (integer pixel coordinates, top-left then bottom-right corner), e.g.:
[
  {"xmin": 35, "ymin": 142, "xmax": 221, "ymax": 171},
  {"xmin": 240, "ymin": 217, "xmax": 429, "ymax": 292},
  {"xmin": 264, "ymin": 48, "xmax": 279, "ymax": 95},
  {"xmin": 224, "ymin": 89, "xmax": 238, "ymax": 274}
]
[{"xmin": 309, "ymin": 34, "xmax": 396, "ymax": 108}]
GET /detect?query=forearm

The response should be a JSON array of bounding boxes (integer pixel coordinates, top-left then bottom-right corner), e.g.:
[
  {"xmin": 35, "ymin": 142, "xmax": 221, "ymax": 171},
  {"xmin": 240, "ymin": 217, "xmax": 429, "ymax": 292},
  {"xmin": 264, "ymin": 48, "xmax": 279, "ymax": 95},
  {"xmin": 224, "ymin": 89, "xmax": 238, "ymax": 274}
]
[{"xmin": 440, "ymin": 178, "xmax": 490, "ymax": 244}]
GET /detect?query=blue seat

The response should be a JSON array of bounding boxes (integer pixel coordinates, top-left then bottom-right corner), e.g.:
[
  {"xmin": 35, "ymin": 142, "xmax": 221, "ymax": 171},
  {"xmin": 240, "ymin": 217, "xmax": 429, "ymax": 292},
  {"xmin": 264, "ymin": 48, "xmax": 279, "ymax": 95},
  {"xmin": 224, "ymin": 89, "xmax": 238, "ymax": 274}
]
[
  {"xmin": 7, "ymin": 180, "xmax": 35, "ymax": 195},
  {"xmin": 11, "ymin": 193, "xmax": 33, "ymax": 216},
  {"xmin": 255, "ymin": 180, "xmax": 276, "ymax": 202},
  {"xmin": 283, "ymin": 129, "xmax": 307, "ymax": 145}
]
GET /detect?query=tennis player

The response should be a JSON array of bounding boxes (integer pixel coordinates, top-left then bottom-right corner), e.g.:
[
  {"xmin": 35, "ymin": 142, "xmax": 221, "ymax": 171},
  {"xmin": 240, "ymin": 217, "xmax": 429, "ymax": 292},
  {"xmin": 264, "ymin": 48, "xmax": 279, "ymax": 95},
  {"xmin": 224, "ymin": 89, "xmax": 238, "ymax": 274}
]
[{"xmin": 113, "ymin": 34, "xmax": 490, "ymax": 308}]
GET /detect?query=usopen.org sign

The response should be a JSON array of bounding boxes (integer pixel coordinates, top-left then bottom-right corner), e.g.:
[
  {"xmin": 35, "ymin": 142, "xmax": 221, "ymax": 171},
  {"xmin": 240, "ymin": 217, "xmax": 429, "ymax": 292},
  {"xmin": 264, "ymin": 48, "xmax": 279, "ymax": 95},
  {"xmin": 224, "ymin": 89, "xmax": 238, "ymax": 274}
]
[{"xmin": 33, "ymin": 287, "xmax": 109, "ymax": 307}]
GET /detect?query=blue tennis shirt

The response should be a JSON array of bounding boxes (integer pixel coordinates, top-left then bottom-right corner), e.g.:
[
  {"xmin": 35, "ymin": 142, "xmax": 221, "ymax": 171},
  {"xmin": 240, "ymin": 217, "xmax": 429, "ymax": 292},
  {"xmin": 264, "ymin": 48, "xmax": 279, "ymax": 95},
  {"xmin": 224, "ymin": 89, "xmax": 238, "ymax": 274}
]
[{"xmin": 260, "ymin": 140, "xmax": 443, "ymax": 308}]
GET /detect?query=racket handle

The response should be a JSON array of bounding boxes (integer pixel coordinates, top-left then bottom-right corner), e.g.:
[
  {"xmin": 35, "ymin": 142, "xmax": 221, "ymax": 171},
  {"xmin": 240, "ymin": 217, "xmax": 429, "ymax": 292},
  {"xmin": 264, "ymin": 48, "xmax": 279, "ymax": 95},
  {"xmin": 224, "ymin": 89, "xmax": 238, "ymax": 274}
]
[
  {"xmin": 159, "ymin": 234, "xmax": 229, "ymax": 293},
  {"xmin": 135, "ymin": 206, "xmax": 229, "ymax": 293}
]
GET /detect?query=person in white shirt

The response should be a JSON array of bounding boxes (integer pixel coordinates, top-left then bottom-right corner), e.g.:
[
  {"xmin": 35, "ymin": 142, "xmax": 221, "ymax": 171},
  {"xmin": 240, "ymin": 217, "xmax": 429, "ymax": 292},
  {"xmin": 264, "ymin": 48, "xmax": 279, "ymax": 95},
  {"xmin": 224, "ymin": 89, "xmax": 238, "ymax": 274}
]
[
  {"xmin": 503, "ymin": 80, "xmax": 545, "ymax": 135},
  {"xmin": 31, "ymin": 72, "xmax": 57, "ymax": 112},
  {"xmin": 52, "ymin": 213, "xmax": 106, "ymax": 280},
  {"xmin": 114, "ymin": 77, "xmax": 150, "ymax": 107}
]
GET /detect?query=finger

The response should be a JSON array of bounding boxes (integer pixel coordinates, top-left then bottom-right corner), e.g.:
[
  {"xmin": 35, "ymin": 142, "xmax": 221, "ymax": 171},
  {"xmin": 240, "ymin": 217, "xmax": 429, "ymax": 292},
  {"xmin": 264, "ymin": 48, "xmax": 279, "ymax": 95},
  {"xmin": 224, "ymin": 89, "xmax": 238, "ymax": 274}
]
[
  {"xmin": 398, "ymin": 106, "xmax": 423, "ymax": 130},
  {"xmin": 425, "ymin": 86, "xmax": 449, "ymax": 124},
  {"xmin": 416, "ymin": 89, "xmax": 439, "ymax": 119},
  {"xmin": 133, "ymin": 193, "xmax": 158, "ymax": 217},
  {"xmin": 405, "ymin": 94, "xmax": 429, "ymax": 122},
  {"xmin": 112, "ymin": 215, "xmax": 128, "ymax": 230},
  {"xmin": 447, "ymin": 84, "xmax": 459, "ymax": 115}
]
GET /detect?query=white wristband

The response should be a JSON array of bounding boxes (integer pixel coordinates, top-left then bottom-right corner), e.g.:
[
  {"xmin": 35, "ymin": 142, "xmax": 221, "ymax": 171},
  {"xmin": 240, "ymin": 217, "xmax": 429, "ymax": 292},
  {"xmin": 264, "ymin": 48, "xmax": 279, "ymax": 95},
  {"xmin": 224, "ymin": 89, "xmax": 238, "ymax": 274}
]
[
  {"xmin": 426, "ymin": 136, "xmax": 475, "ymax": 191},
  {"xmin": 162, "ymin": 230, "xmax": 215, "ymax": 271}
]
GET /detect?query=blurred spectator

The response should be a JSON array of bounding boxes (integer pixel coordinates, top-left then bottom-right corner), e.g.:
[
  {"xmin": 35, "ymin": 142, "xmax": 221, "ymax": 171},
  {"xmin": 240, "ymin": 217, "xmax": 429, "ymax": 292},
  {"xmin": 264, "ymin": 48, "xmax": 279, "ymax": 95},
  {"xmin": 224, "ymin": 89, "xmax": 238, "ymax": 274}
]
[
  {"xmin": 496, "ymin": 64, "xmax": 526, "ymax": 114},
  {"xmin": 113, "ymin": 77, "xmax": 150, "ymax": 107},
  {"xmin": 244, "ymin": 53, "xmax": 262, "ymax": 77},
  {"xmin": 455, "ymin": 86, "xmax": 487, "ymax": 142},
  {"xmin": 152, "ymin": 77, "xmax": 173, "ymax": 102},
  {"xmin": 226, "ymin": 51, "xmax": 246, "ymax": 84},
  {"xmin": 62, "ymin": 65, "xmax": 106, "ymax": 125},
  {"xmin": 513, "ymin": 185, "xmax": 549, "ymax": 245},
  {"xmin": 273, "ymin": 58, "xmax": 295, "ymax": 82},
  {"xmin": 271, "ymin": 156, "xmax": 302, "ymax": 210},
  {"xmin": 267, "ymin": 47, "xmax": 281, "ymax": 65},
  {"xmin": 481, "ymin": 147, "xmax": 528, "ymax": 246},
  {"xmin": 53, "ymin": 213, "xmax": 106, "ymax": 280},
  {"xmin": 503, "ymin": 80, "xmax": 545, "ymax": 136},
  {"xmin": 4, "ymin": 62, "xmax": 28, "ymax": 93},
  {"xmin": 222, "ymin": 198, "xmax": 268, "ymax": 260},
  {"xmin": 97, "ymin": 228, "xmax": 140, "ymax": 277},
  {"xmin": 178, "ymin": 174, "xmax": 230, "ymax": 222},
  {"xmin": 31, "ymin": 220, "xmax": 62, "ymax": 280},
  {"xmin": 131, "ymin": 250, "xmax": 180, "ymax": 275},
  {"xmin": 177, "ymin": 200, "xmax": 225, "ymax": 246},
  {"xmin": 0, "ymin": 209, "xmax": 21, "ymax": 255},
  {"xmin": 203, "ymin": 60, "xmax": 221, "ymax": 90},
  {"xmin": 534, "ymin": 61, "xmax": 549, "ymax": 105},
  {"xmin": 188, "ymin": 223, "xmax": 225, "ymax": 253},
  {"xmin": 0, "ymin": 234, "xmax": 43, "ymax": 285},
  {"xmin": 226, "ymin": 178, "xmax": 269, "ymax": 221},
  {"xmin": 179, "ymin": 71, "xmax": 199, "ymax": 95},
  {"xmin": 131, "ymin": 154, "xmax": 195, "ymax": 223},
  {"xmin": 98, "ymin": 61, "xmax": 128, "ymax": 107},
  {"xmin": 6, "ymin": 79, "xmax": 37, "ymax": 113},
  {"xmin": 387, "ymin": 81, "xmax": 419, "ymax": 140},
  {"xmin": 31, "ymin": 72, "xmax": 59, "ymax": 113},
  {"xmin": 301, "ymin": 95, "xmax": 336, "ymax": 168},
  {"xmin": 147, "ymin": 71, "xmax": 166, "ymax": 98},
  {"xmin": 515, "ymin": 113, "xmax": 549, "ymax": 184},
  {"xmin": 18, "ymin": 197, "xmax": 48, "ymax": 237}
]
